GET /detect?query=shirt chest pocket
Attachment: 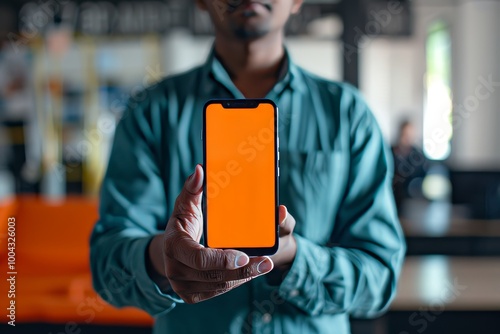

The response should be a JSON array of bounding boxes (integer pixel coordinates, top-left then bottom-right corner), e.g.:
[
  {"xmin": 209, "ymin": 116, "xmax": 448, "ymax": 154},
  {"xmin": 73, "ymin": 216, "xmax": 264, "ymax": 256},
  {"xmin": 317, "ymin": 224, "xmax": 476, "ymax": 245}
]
[{"xmin": 279, "ymin": 150, "xmax": 345, "ymax": 244}]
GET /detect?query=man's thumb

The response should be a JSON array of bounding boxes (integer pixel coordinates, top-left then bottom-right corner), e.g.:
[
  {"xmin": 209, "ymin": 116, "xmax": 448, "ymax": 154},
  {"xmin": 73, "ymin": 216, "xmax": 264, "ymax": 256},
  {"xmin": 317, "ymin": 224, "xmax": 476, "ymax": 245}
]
[
  {"xmin": 181, "ymin": 164, "xmax": 204, "ymax": 204},
  {"xmin": 170, "ymin": 165, "xmax": 204, "ymax": 241}
]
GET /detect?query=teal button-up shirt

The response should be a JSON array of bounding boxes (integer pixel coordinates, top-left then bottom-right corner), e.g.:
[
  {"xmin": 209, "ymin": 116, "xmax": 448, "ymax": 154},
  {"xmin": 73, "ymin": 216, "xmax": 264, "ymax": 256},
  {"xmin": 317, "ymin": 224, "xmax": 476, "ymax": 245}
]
[{"xmin": 90, "ymin": 48, "xmax": 406, "ymax": 334}]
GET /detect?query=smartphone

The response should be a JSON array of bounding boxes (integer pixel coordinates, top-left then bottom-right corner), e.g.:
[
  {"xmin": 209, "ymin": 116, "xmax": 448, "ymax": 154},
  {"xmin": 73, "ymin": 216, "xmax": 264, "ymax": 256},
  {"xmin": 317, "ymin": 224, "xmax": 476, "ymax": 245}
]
[{"xmin": 202, "ymin": 99, "xmax": 279, "ymax": 256}]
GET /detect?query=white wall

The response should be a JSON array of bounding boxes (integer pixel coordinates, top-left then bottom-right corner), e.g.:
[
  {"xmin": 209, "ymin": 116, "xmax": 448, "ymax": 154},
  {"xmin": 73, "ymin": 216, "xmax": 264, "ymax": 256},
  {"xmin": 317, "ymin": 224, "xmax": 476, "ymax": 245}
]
[
  {"xmin": 360, "ymin": 38, "xmax": 421, "ymax": 143},
  {"xmin": 451, "ymin": 0, "xmax": 500, "ymax": 169},
  {"xmin": 286, "ymin": 38, "xmax": 342, "ymax": 81},
  {"xmin": 162, "ymin": 30, "xmax": 213, "ymax": 76}
]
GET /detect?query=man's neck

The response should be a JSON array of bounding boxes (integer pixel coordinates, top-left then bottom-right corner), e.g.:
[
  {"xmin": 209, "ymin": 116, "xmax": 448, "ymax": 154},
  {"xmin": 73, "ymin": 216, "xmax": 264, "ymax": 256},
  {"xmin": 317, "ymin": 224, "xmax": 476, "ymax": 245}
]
[{"xmin": 214, "ymin": 32, "xmax": 286, "ymax": 98}]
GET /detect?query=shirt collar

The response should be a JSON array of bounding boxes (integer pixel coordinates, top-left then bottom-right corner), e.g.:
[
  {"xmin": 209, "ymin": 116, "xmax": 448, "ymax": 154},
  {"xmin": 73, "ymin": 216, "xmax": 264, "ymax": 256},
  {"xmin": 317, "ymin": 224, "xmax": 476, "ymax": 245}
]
[{"xmin": 200, "ymin": 45, "xmax": 306, "ymax": 99}]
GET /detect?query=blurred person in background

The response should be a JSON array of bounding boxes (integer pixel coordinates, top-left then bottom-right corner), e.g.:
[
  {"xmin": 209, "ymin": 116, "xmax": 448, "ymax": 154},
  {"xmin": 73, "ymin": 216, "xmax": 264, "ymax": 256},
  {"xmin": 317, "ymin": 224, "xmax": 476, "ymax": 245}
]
[
  {"xmin": 90, "ymin": 1, "xmax": 406, "ymax": 333},
  {"xmin": 392, "ymin": 120, "xmax": 429, "ymax": 213}
]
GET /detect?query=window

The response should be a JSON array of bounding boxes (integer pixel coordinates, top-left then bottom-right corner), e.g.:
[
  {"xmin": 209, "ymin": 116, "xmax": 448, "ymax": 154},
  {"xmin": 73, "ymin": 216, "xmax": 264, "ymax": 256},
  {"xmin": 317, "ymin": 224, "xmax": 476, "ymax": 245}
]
[{"xmin": 423, "ymin": 21, "xmax": 452, "ymax": 160}]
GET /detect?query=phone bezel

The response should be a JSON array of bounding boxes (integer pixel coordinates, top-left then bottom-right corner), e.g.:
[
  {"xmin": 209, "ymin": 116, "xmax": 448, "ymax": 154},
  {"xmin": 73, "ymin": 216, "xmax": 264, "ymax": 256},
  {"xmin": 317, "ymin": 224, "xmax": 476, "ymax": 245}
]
[{"xmin": 202, "ymin": 99, "xmax": 280, "ymax": 256}]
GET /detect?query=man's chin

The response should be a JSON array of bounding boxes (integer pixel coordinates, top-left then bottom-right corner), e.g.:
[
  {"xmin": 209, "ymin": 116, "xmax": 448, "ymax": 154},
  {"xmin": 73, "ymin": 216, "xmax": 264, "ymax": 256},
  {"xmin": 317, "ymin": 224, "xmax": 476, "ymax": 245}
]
[
  {"xmin": 234, "ymin": 28, "xmax": 269, "ymax": 40},
  {"xmin": 231, "ymin": 21, "xmax": 271, "ymax": 40}
]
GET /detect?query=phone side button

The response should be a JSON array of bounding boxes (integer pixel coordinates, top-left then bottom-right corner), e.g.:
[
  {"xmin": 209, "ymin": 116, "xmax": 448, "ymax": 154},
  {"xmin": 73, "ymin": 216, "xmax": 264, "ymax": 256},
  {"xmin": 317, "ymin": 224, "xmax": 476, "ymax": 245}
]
[{"xmin": 278, "ymin": 167, "xmax": 280, "ymax": 177}]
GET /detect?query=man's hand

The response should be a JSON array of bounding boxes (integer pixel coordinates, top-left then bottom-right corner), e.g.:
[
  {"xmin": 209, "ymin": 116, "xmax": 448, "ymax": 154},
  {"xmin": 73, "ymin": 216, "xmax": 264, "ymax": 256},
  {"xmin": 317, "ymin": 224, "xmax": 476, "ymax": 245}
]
[
  {"xmin": 270, "ymin": 206, "xmax": 297, "ymax": 270},
  {"xmin": 147, "ymin": 165, "xmax": 274, "ymax": 304}
]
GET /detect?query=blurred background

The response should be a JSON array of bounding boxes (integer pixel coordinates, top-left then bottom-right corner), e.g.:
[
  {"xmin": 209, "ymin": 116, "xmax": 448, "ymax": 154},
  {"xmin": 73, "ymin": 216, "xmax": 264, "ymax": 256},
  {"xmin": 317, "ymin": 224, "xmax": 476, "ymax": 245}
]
[{"xmin": 0, "ymin": 0, "xmax": 499, "ymax": 333}]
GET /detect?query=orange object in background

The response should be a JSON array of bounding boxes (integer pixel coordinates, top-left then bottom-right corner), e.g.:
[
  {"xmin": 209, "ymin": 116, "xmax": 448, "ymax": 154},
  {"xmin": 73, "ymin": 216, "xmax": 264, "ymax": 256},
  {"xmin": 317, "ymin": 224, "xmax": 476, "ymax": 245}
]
[
  {"xmin": 0, "ymin": 197, "xmax": 17, "ymax": 235},
  {"xmin": 0, "ymin": 196, "xmax": 153, "ymax": 327}
]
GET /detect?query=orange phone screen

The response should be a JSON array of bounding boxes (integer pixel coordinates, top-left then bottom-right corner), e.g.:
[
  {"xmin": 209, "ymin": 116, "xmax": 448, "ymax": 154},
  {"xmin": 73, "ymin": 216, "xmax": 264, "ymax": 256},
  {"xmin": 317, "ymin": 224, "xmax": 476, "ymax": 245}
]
[{"xmin": 205, "ymin": 102, "xmax": 277, "ymax": 249}]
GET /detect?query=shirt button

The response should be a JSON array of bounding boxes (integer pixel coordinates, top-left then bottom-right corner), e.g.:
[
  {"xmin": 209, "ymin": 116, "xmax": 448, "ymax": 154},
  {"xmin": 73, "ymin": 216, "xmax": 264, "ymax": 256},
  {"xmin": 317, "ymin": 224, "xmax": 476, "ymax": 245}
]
[
  {"xmin": 289, "ymin": 289, "xmax": 299, "ymax": 298},
  {"xmin": 262, "ymin": 313, "xmax": 272, "ymax": 323}
]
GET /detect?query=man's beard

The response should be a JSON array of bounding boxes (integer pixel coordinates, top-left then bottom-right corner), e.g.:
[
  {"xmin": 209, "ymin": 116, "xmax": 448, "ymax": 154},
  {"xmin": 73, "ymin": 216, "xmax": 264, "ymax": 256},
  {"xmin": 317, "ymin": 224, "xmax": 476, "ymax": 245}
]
[
  {"xmin": 232, "ymin": 25, "xmax": 271, "ymax": 40},
  {"xmin": 230, "ymin": 15, "xmax": 272, "ymax": 40}
]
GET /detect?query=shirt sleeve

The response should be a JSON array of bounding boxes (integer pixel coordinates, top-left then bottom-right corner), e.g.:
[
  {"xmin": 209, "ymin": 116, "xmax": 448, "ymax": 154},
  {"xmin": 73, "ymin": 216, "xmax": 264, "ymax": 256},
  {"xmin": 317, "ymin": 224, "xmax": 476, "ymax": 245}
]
[
  {"xmin": 277, "ymin": 89, "xmax": 406, "ymax": 318},
  {"xmin": 89, "ymin": 95, "xmax": 183, "ymax": 317}
]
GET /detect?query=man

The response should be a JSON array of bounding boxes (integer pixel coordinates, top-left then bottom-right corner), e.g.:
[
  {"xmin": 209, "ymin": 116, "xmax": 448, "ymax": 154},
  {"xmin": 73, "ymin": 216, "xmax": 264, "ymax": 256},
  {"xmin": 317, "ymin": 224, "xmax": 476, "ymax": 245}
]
[
  {"xmin": 90, "ymin": 0, "xmax": 406, "ymax": 333},
  {"xmin": 392, "ymin": 120, "xmax": 429, "ymax": 212}
]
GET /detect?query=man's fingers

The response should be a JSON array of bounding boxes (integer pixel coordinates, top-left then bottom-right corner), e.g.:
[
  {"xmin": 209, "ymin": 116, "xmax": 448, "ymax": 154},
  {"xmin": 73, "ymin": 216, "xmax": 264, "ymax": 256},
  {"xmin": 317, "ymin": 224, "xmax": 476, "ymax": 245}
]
[
  {"xmin": 172, "ymin": 258, "xmax": 274, "ymax": 303},
  {"xmin": 179, "ymin": 280, "xmax": 248, "ymax": 304},
  {"xmin": 278, "ymin": 205, "xmax": 287, "ymax": 225},
  {"xmin": 167, "ymin": 256, "xmax": 274, "ymax": 282},
  {"xmin": 172, "ymin": 278, "xmax": 251, "ymax": 297},
  {"xmin": 168, "ymin": 236, "xmax": 253, "ymax": 270},
  {"xmin": 278, "ymin": 205, "xmax": 295, "ymax": 237}
]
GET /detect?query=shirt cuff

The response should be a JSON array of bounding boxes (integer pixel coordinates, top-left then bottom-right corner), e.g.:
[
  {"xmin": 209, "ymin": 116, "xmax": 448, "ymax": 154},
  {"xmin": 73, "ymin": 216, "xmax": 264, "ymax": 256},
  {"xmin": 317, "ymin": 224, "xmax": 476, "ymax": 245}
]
[
  {"xmin": 130, "ymin": 236, "xmax": 184, "ymax": 317},
  {"xmin": 277, "ymin": 234, "xmax": 329, "ymax": 312}
]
